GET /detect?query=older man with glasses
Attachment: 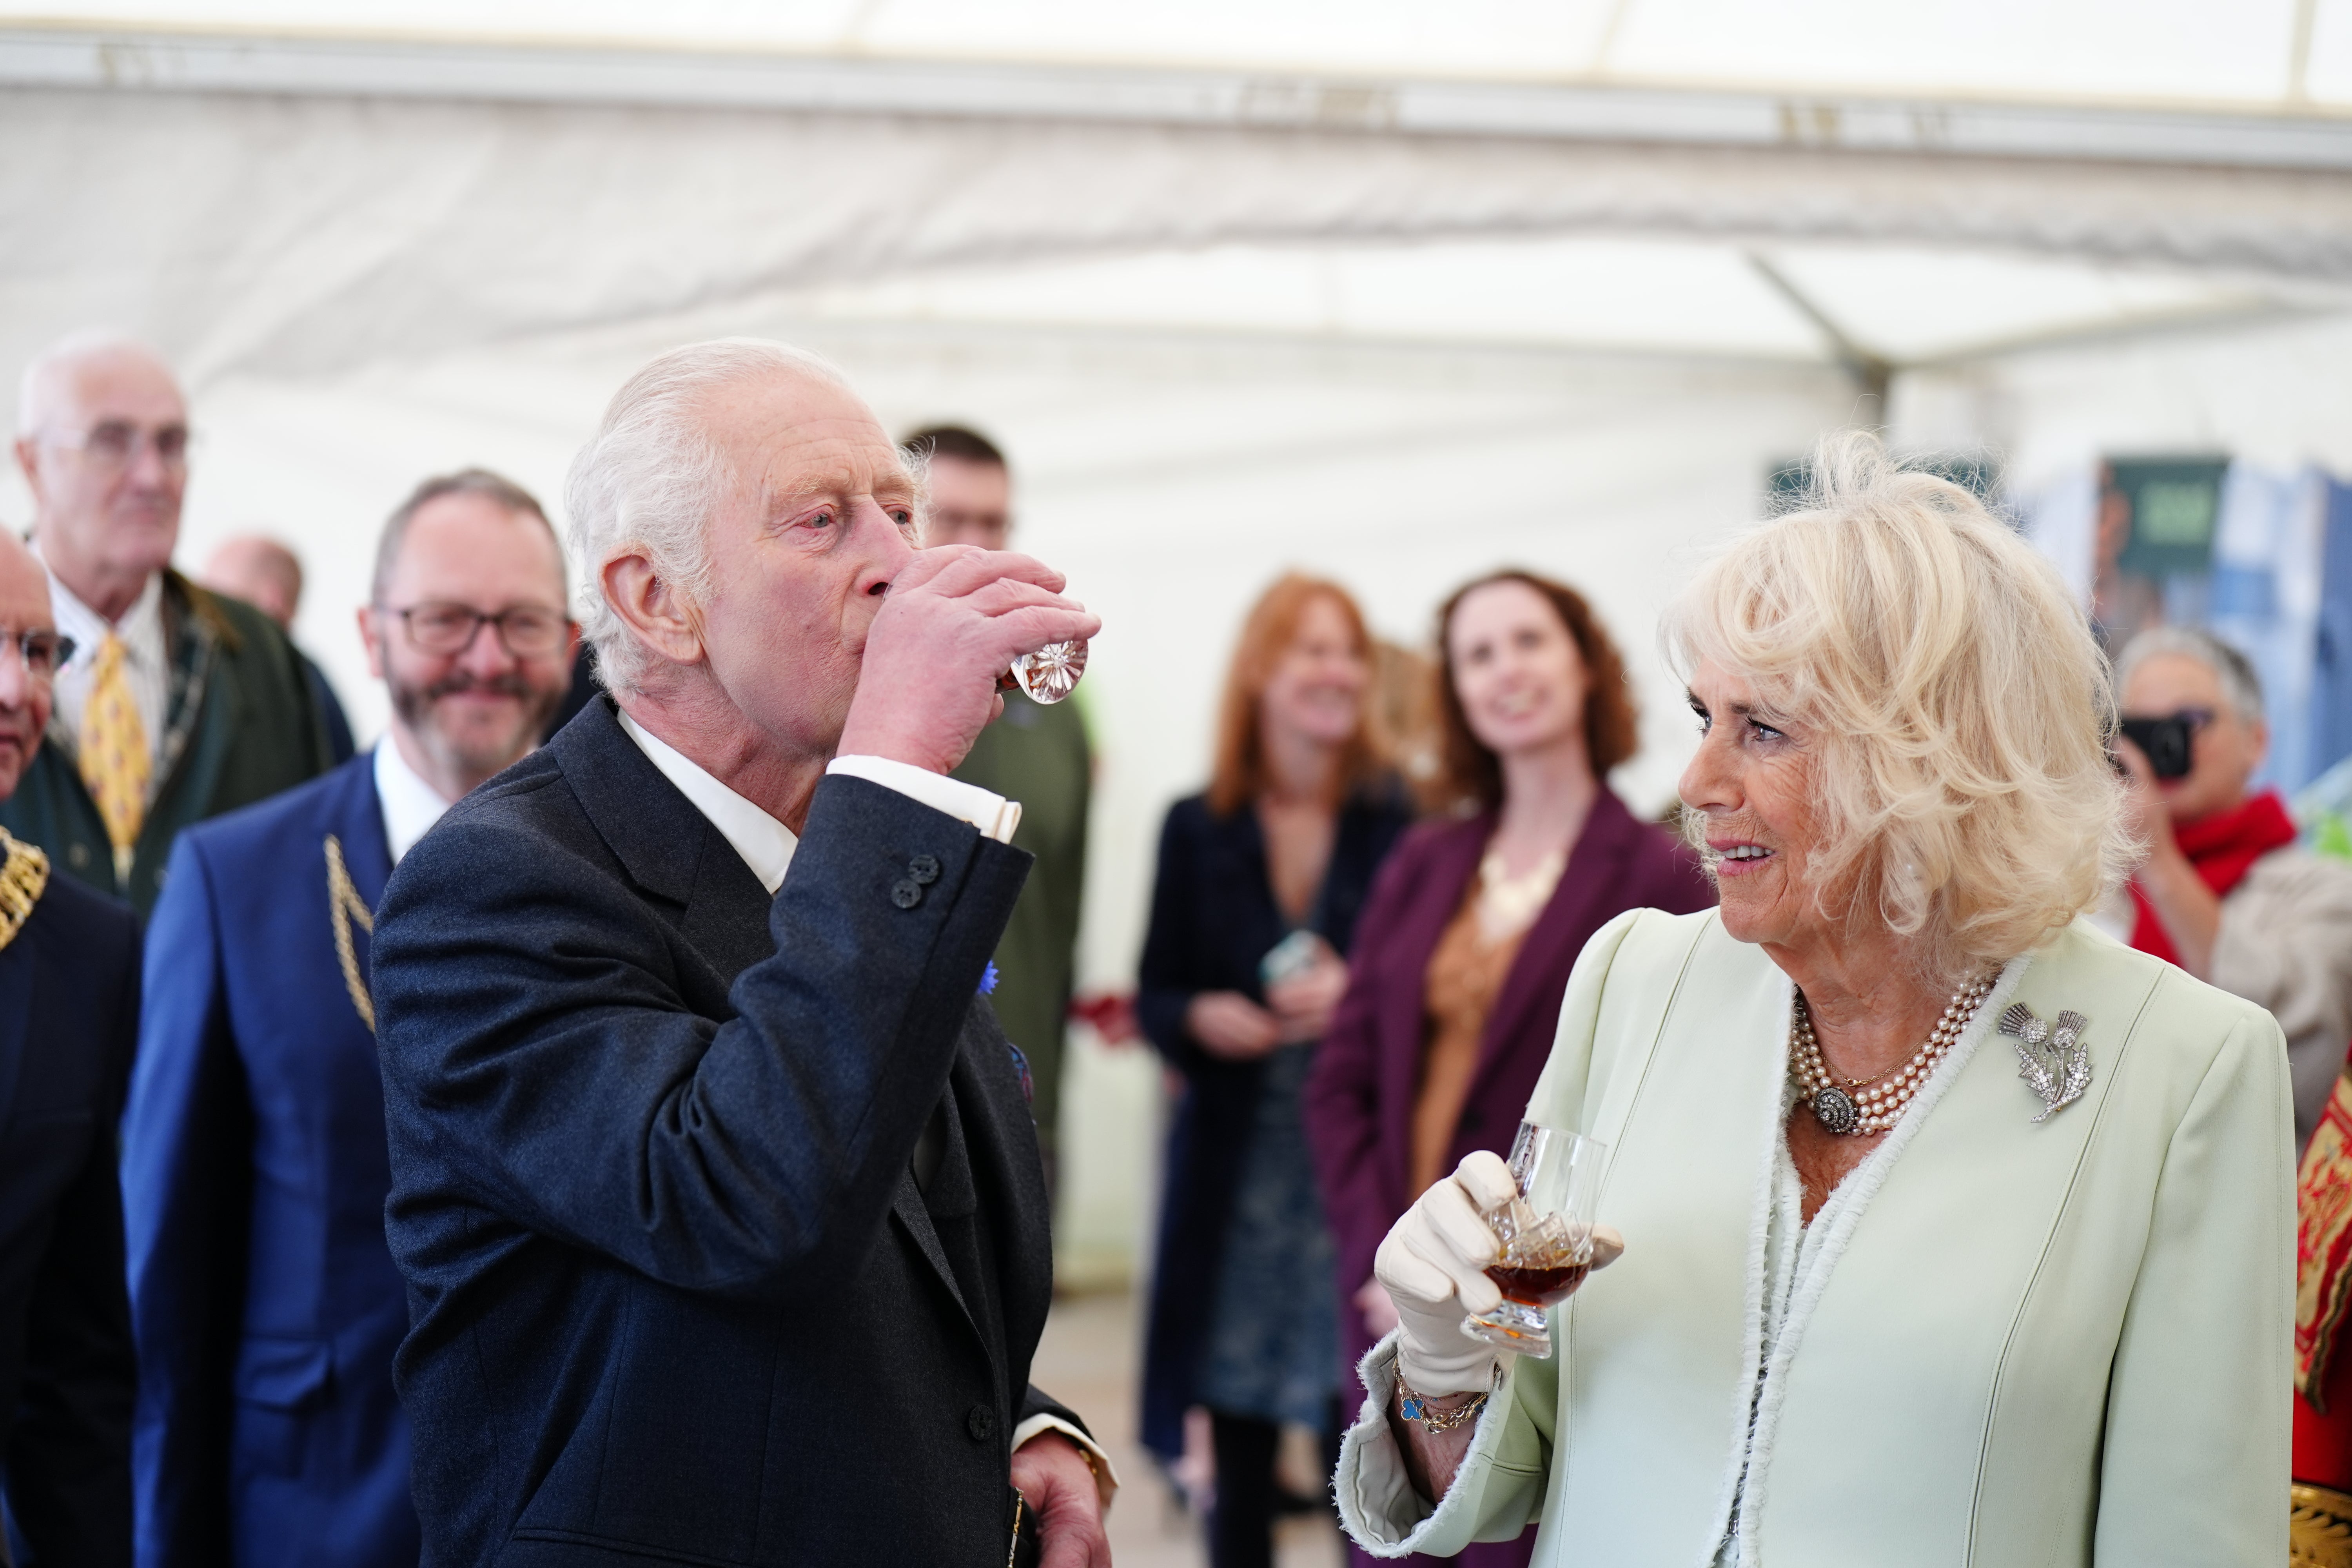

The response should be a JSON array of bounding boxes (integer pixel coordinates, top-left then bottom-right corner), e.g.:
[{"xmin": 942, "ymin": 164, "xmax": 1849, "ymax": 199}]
[
  {"xmin": 5, "ymin": 331, "xmax": 332, "ymax": 912},
  {"xmin": 121, "ymin": 470, "xmax": 577, "ymax": 1568}
]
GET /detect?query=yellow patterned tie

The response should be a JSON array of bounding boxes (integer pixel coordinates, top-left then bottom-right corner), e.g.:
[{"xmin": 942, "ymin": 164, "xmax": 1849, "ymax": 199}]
[{"xmin": 78, "ymin": 632, "xmax": 150, "ymax": 886}]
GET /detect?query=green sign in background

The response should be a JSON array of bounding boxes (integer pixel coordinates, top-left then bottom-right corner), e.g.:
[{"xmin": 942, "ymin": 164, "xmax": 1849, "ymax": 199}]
[{"xmin": 2109, "ymin": 457, "xmax": 2229, "ymax": 579}]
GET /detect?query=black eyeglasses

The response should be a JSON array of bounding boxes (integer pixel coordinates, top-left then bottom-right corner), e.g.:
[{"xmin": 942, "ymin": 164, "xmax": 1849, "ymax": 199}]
[
  {"xmin": 0, "ymin": 630, "xmax": 74, "ymax": 679},
  {"xmin": 385, "ymin": 602, "xmax": 568, "ymax": 658}
]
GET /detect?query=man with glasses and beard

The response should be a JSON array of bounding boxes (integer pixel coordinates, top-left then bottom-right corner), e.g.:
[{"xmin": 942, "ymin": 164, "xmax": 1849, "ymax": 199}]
[
  {"xmin": 121, "ymin": 470, "xmax": 576, "ymax": 1568},
  {"xmin": 6, "ymin": 332, "xmax": 331, "ymax": 912}
]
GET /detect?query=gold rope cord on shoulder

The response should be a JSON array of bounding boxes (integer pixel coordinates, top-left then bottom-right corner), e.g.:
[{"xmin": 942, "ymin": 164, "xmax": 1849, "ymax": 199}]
[
  {"xmin": 325, "ymin": 833, "xmax": 375, "ymax": 1034},
  {"xmin": 0, "ymin": 829, "xmax": 50, "ymax": 954}
]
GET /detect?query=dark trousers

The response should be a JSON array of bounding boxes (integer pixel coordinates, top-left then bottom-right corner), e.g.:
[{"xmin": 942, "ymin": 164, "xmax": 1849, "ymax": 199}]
[{"xmin": 1207, "ymin": 1402, "xmax": 1344, "ymax": 1568}]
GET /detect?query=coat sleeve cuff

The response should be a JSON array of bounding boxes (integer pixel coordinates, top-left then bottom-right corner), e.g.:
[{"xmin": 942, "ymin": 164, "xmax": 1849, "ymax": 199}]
[
  {"xmin": 1013, "ymin": 1413, "xmax": 1121, "ymax": 1508},
  {"xmin": 1334, "ymin": 1332, "xmax": 1519, "ymax": 1559}
]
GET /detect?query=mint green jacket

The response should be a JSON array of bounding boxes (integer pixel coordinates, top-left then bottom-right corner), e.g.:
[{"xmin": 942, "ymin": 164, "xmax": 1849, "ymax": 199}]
[{"xmin": 1338, "ymin": 907, "xmax": 2292, "ymax": 1566}]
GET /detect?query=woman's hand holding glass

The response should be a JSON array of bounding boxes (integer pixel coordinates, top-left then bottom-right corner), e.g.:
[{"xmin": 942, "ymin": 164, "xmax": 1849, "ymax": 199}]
[{"xmin": 1374, "ymin": 1148, "xmax": 1624, "ymax": 1394}]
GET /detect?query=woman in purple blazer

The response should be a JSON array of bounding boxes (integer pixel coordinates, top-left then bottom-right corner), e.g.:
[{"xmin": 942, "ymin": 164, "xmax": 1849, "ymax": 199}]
[{"xmin": 1303, "ymin": 570, "xmax": 1711, "ymax": 1567}]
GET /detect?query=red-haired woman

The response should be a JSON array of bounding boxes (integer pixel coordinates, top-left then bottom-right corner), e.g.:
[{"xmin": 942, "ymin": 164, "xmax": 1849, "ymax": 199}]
[
  {"xmin": 1137, "ymin": 574, "xmax": 1415, "ymax": 1568},
  {"xmin": 1303, "ymin": 571, "xmax": 1711, "ymax": 1567}
]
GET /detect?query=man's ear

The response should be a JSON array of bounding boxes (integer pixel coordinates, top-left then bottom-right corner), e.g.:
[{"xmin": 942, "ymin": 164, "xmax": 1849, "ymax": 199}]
[
  {"xmin": 357, "ymin": 604, "xmax": 388, "ymax": 682},
  {"xmin": 13, "ymin": 438, "xmax": 40, "ymax": 501},
  {"xmin": 601, "ymin": 550, "xmax": 704, "ymax": 669}
]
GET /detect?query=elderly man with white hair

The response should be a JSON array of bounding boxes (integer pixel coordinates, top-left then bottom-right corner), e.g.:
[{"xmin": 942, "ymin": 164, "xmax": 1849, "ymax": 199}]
[
  {"xmin": 6, "ymin": 332, "xmax": 330, "ymax": 911},
  {"xmin": 2109, "ymin": 624, "xmax": 2352, "ymax": 1146},
  {"xmin": 369, "ymin": 341, "xmax": 1111, "ymax": 1567}
]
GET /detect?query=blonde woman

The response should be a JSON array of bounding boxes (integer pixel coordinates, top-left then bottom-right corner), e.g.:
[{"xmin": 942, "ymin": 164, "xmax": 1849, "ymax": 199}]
[{"xmin": 1335, "ymin": 434, "xmax": 2291, "ymax": 1566}]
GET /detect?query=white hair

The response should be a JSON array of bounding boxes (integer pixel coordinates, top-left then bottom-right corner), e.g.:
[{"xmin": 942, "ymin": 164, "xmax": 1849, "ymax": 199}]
[
  {"xmin": 16, "ymin": 329, "xmax": 175, "ymax": 436},
  {"xmin": 1664, "ymin": 429, "xmax": 2132, "ymax": 987},
  {"xmin": 563, "ymin": 338, "xmax": 854, "ymax": 694},
  {"xmin": 2115, "ymin": 624, "xmax": 2265, "ymax": 723}
]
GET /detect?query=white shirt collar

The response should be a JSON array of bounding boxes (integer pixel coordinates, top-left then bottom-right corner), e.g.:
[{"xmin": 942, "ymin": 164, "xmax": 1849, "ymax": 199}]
[
  {"xmin": 372, "ymin": 737, "xmax": 457, "ymax": 865},
  {"xmin": 617, "ymin": 708, "xmax": 799, "ymax": 893}
]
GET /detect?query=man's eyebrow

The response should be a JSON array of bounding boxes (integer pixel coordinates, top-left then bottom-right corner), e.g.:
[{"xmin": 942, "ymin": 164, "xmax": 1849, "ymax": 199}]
[{"xmin": 769, "ymin": 465, "xmax": 917, "ymax": 508}]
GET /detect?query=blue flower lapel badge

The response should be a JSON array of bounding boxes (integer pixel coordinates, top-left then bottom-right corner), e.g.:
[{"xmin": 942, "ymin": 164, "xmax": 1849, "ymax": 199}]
[{"xmin": 2000, "ymin": 1003, "xmax": 2091, "ymax": 1123}]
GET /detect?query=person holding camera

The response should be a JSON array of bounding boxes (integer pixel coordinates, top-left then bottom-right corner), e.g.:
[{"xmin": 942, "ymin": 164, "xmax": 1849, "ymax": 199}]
[{"xmin": 2112, "ymin": 625, "xmax": 2352, "ymax": 1146}]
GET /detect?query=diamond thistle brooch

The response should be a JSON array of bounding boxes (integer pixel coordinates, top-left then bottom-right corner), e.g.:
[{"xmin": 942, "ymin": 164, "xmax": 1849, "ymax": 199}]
[{"xmin": 2000, "ymin": 1003, "xmax": 2092, "ymax": 1123}]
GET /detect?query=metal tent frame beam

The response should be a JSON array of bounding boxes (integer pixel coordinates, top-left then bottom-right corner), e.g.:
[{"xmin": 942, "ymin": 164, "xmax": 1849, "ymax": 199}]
[{"xmin": 7, "ymin": 22, "xmax": 2352, "ymax": 174}]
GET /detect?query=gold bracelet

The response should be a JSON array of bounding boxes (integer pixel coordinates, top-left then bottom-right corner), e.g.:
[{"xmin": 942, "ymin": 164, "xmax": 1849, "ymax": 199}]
[{"xmin": 1395, "ymin": 1370, "xmax": 1492, "ymax": 1434}]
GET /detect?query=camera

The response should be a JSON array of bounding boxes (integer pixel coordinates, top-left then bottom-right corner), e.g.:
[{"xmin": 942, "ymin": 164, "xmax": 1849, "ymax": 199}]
[{"xmin": 2118, "ymin": 716, "xmax": 2195, "ymax": 780}]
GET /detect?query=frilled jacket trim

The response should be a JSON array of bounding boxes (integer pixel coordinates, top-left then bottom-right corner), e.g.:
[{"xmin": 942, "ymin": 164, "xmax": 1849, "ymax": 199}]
[{"xmin": 1711, "ymin": 952, "xmax": 2033, "ymax": 1568}]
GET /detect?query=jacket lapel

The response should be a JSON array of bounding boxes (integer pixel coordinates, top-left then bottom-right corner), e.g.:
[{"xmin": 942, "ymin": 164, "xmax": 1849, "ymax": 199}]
[
  {"xmin": 1547, "ymin": 913, "xmax": 1787, "ymax": 1557},
  {"xmin": 888, "ymin": 1011, "xmax": 1050, "ymax": 1374},
  {"xmin": 554, "ymin": 699, "xmax": 775, "ymax": 970},
  {"xmin": 1473, "ymin": 793, "xmax": 1640, "ymax": 1099},
  {"xmin": 891, "ymin": 1170, "xmax": 973, "ymax": 1323},
  {"xmin": 951, "ymin": 1008, "xmax": 1053, "ymax": 1302},
  {"xmin": 340, "ymin": 757, "xmax": 395, "ymax": 907},
  {"xmin": 554, "ymin": 699, "xmax": 720, "ymax": 911}
]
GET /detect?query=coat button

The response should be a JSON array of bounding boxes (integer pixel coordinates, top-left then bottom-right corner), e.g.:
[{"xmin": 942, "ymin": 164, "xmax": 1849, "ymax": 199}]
[
  {"xmin": 891, "ymin": 878, "xmax": 924, "ymax": 909},
  {"xmin": 67, "ymin": 842, "xmax": 88, "ymax": 869},
  {"xmin": 967, "ymin": 1405, "xmax": 995, "ymax": 1441},
  {"xmin": 908, "ymin": 853, "xmax": 940, "ymax": 886}
]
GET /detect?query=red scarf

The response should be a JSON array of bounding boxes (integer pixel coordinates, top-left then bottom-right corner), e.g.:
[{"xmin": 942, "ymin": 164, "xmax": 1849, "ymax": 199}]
[{"xmin": 2129, "ymin": 788, "xmax": 2298, "ymax": 965}]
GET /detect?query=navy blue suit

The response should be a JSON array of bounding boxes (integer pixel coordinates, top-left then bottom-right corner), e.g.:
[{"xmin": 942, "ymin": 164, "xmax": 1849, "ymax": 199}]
[
  {"xmin": 0, "ymin": 867, "xmax": 139, "ymax": 1565},
  {"xmin": 371, "ymin": 699, "xmax": 1084, "ymax": 1567},
  {"xmin": 122, "ymin": 755, "xmax": 417, "ymax": 1568}
]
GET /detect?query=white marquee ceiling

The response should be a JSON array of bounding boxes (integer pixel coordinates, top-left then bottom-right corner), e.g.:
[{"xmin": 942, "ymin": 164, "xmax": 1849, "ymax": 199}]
[{"xmin": 11, "ymin": 0, "xmax": 2352, "ymax": 109}]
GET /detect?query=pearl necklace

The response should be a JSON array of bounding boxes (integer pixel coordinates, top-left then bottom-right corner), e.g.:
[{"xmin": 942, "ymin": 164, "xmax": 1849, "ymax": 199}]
[{"xmin": 1789, "ymin": 976, "xmax": 1993, "ymax": 1136}]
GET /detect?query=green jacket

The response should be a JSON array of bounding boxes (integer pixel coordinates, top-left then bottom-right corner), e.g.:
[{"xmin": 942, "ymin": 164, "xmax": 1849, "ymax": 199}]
[
  {"xmin": 952, "ymin": 690, "xmax": 1091, "ymax": 1160},
  {"xmin": 3, "ymin": 570, "xmax": 333, "ymax": 913}
]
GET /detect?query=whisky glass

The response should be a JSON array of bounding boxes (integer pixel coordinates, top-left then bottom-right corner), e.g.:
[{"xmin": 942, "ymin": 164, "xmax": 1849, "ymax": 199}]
[
  {"xmin": 1460, "ymin": 1123, "xmax": 1606, "ymax": 1357},
  {"xmin": 999, "ymin": 640, "xmax": 1088, "ymax": 704}
]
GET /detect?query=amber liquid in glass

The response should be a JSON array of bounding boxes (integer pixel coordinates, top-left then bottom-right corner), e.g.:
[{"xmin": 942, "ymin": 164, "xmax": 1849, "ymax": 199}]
[{"xmin": 1485, "ymin": 1259, "xmax": 1591, "ymax": 1307}]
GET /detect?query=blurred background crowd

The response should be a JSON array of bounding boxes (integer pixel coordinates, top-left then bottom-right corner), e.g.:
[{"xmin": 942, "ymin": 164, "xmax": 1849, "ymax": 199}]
[{"xmin": 11, "ymin": 2, "xmax": 2352, "ymax": 1565}]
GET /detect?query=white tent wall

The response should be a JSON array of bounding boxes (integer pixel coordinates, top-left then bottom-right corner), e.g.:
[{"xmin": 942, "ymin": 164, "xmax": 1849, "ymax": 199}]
[{"xmin": 1897, "ymin": 308, "xmax": 2352, "ymax": 483}]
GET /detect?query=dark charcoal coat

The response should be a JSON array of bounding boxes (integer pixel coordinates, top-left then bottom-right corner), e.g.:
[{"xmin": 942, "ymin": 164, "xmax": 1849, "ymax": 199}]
[
  {"xmin": 0, "ymin": 866, "xmax": 140, "ymax": 1565},
  {"xmin": 372, "ymin": 698, "xmax": 1082, "ymax": 1567},
  {"xmin": 1133, "ymin": 786, "xmax": 1414, "ymax": 1462}
]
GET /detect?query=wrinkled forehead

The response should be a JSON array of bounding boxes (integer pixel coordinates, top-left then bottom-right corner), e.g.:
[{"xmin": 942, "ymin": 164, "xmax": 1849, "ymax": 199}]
[
  {"xmin": 42, "ymin": 347, "xmax": 186, "ymax": 428},
  {"xmin": 706, "ymin": 368, "xmax": 912, "ymax": 509}
]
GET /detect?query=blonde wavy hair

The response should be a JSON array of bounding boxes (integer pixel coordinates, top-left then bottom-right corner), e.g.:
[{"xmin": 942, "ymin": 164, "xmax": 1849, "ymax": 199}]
[{"xmin": 1662, "ymin": 431, "xmax": 2132, "ymax": 986}]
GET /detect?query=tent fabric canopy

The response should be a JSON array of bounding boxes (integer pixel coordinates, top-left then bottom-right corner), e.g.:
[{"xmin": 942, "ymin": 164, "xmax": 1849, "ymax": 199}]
[{"xmin": 7, "ymin": 18, "xmax": 2352, "ymax": 391}]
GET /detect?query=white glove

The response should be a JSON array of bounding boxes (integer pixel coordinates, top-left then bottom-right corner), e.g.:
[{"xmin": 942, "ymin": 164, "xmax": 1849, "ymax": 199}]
[{"xmin": 1373, "ymin": 1150, "xmax": 1626, "ymax": 1395}]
